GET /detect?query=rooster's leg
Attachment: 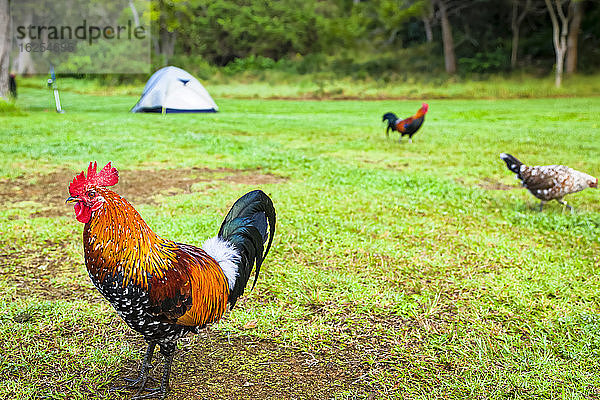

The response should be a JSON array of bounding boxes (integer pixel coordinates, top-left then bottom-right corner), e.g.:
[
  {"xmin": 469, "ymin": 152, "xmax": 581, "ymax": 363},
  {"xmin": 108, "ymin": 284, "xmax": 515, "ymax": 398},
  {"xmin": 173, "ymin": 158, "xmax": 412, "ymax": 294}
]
[
  {"xmin": 539, "ymin": 201, "xmax": 545, "ymax": 212},
  {"xmin": 114, "ymin": 342, "xmax": 156, "ymax": 393},
  {"xmin": 131, "ymin": 347, "xmax": 175, "ymax": 400}
]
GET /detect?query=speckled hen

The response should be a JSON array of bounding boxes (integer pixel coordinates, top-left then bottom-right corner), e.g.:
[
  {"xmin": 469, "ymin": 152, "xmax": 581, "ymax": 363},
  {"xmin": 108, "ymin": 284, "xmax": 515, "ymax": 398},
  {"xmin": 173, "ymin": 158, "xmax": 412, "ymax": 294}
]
[
  {"xmin": 66, "ymin": 162, "xmax": 276, "ymax": 399},
  {"xmin": 500, "ymin": 153, "xmax": 597, "ymax": 211}
]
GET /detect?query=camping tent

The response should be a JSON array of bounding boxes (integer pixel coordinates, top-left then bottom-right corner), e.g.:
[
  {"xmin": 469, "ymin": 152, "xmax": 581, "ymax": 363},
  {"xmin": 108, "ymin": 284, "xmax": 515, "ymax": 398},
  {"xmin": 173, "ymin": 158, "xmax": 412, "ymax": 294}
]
[{"xmin": 131, "ymin": 66, "xmax": 218, "ymax": 113}]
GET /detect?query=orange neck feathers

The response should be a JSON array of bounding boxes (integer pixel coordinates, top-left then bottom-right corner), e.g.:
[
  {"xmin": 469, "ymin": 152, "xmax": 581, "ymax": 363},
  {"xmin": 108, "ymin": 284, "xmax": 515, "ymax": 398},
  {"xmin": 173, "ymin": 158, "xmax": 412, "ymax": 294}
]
[
  {"xmin": 415, "ymin": 104, "xmax": 428, "ymax": 118},
  {"xmin": 83, "ymin": 188, "xmax": 179, "ymax": 289}
]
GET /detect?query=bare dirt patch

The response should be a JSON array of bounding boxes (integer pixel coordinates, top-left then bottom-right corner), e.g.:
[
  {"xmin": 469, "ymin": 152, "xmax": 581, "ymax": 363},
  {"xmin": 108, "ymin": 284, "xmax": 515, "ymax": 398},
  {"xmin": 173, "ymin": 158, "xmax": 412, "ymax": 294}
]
[
  {"xmin": 476, "ymin": 178, "xmax": 519, "ymax": 191},
  {"xmin": 0, "ymin": 240, "xmax": 98, "ymax": 302},
  {"xmin": 114, "ymin": 333, "xmax": 375, "ymax": 400},
  {"xmin": 0, "ymin": 167, "xmax": 286, "ymax": 219}
]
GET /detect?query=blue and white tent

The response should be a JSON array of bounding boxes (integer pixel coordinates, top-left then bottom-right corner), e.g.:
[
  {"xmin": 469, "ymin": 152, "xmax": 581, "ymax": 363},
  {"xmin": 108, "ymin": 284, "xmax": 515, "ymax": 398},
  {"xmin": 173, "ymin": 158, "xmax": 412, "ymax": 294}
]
[{"xmin": 131, "ymin": 66, "xmax": 218, "ymax": 113}]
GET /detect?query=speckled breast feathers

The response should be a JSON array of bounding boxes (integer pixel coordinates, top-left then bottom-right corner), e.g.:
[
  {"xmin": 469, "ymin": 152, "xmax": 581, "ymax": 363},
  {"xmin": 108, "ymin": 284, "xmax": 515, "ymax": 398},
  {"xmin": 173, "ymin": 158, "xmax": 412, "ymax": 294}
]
[{"xmin": 83, "ymin": 188, "xmax": 229, "ymax": 329}]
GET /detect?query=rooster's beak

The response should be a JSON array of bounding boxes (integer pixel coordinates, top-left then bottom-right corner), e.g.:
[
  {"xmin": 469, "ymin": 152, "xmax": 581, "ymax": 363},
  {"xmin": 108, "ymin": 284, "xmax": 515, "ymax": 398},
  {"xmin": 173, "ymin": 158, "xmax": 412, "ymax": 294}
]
[{"xmin": 65, "ymin": 196, "xmax": 78, "ymax": 205}]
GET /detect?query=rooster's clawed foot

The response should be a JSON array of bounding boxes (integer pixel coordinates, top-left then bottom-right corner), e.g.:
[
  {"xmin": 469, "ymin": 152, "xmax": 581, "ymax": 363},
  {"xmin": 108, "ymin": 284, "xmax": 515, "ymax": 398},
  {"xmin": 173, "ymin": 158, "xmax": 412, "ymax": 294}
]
[{"xmin": 130, "ymin": 385, "xmax": 169, "ymax": 400}]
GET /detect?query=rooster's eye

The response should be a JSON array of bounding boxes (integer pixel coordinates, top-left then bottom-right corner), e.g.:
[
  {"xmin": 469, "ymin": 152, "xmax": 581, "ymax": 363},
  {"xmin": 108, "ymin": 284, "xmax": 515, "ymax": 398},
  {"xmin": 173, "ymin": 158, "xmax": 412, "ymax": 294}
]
[{"xmin": 87, "ymin": 190, "xmax": 96, "ymax": 198}]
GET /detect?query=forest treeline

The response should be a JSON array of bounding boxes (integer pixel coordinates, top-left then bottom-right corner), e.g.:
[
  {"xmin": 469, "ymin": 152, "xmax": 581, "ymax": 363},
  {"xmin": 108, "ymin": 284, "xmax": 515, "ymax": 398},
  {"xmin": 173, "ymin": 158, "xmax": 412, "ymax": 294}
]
[
  {"xmin": 153, "ymin": 0, "xmax": 599, "ymax": 84},
  {"xmin": 1, "ymin": 0, "xmax": 600, "ymax": 99}
]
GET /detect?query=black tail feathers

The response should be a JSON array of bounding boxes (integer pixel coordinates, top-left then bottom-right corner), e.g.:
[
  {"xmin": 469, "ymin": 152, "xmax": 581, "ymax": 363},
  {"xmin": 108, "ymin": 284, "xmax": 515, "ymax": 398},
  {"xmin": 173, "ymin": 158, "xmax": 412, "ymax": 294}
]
[
  {"xmin": 500, "ymin": 153, "xmax": 523, "ymax": 175},
  {"xmin": 383, "ymin": 113, "xmax": 398, "ymax": 136},
  {"xmin": 218, "ymin": 190, "xmax": 276, "ymax": 307},
  {"xmin": 382, "ymin": 112, "xmax": 398, "ymax": 125}
]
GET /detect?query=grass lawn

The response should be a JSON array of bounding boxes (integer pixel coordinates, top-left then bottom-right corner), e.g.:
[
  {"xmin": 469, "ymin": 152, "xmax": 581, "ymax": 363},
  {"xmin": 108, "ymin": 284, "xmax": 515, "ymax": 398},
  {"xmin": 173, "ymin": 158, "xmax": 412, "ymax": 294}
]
[
  {"xmin": 17, "ymin": 73, "xmax": 600, "ymax": 100},
  {"xmin": 1, "ymin": 86, "xmax": 599, "ymax": 399}
]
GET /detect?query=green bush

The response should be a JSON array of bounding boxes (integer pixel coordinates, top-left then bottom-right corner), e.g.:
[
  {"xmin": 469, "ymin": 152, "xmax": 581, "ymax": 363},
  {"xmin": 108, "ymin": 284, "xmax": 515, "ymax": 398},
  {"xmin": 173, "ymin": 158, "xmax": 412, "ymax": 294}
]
[
  {"xmin": 459, "ymin": 47, "xmax": 508, "ymax": 74},
  {"xmin": 223, "ymin": 55, "xmax": 278, "ymax": 74},
  {"xmin": 165, "ymin": 42, "xmax": 443, "ymax": 81},
  {"xmin": 0, "ymin": 100, "xmax": 26, "ymax": 115},
  {"xmin": 164, "ymin": 55, "xmax": 218, "ymax": 81}
]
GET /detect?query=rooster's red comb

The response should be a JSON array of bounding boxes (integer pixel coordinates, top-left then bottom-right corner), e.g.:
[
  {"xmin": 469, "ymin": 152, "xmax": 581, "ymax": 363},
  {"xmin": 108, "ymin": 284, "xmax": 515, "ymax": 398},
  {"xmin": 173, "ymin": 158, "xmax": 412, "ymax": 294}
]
[{"xmin": 69, "ymin": 161, "xmax": 119, "ymax": 196}]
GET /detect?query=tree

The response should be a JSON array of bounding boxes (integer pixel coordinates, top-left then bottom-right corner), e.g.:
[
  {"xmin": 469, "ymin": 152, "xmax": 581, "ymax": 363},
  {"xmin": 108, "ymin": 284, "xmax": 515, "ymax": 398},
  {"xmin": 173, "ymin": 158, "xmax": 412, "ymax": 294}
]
[
  {"xmin": 433, "ymin": 0, "xmax": 456, "ymax": 74},
  {"xmin": 0, "ymin": 0, "xmax": 10, "ymax": 99},
  {"xmin": 510, "ymin": 0, "xmax": 531, "ymax": 69},
  {"xmin": 510, "ymin": 0, "xmax": 546, "ymax": 69},
  {"xmin": 544, "ymin": 0, "xmax": 571, "ymax": 87},
  {"xmin": 11, "ymin": 10, "xmax": 36, "ymax": 74},
  {"xmin": 565, "ymin": 0, "xmax": 584, "ymax": 74},
  {"xmin": 374, "ymin": 0, "xmax": 429, "ymax": 46},
  {"xmin": 421, "ymin": 0, "xmax": 434, "ymax": 42},
  {"xmin": 153, "ymin": 0, "xmax": 183, "ymax": 65},
  {"xmin": 167, "ymin": 0, "xmax": 336, "ymax": 66},
  {"xmin": 129, "ymin": 0, "xmax": 140, "ymax": 27}
]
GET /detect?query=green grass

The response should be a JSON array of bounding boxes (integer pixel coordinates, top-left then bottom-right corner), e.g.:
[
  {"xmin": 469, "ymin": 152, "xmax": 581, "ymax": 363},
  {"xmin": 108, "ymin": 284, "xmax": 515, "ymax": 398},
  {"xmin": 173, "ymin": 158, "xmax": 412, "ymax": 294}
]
[
  {"xmin": 1, "ymin": 85, "xmax": 600, "ymax": 399},
  {"xmin": 17, "ymin": 72, "xmax": 600, "ymax": 100},
  {"xmin": 206, "ymin": 72, "xmax": 600, "ymax": 100},
  {"xmin": 0, "ymin": 99, "xmax": 26, "ymax": 116}
]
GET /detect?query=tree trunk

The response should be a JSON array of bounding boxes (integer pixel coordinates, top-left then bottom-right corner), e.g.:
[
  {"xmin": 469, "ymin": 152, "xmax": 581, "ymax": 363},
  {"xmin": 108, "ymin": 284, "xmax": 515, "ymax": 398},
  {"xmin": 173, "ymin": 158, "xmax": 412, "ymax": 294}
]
[
  {"xmin": 555, "ymin": 43, "xmax": 565, "ymax": 87},
  {"xmin": 13, "ymin": 43, "xmax": 35, "ymax": 75},
  {"xmin": 159, "ymin": 28, "xmax": 177, "ymax": 64},
  {"xmin": 422, "ymin": 1, "xmax": 434, "ymax": 43},
  {"xmin": 129, "ymin": 0, "xmax": 141, "ymax": 27},
  {"xmin": 0, "ymin": 0, "xmax": 10, "ymax": 100},
  {"xmin": 12, "ymin": 11, "xmax": 35, "ymax": 75},
  {"xmin": 156, "ymin": 2, "xmax": 177, "ymax": 65},
  {"xmin": 422, "ymin": 16, "xmax": 433, "ymax": 42},
  {"xmin": 566, "ymin": 0, "xmax": 583, "ymax": 74},
  {"xmin": 436, "ymin": 0, "xmax": 456, "ymax": 74},
  {"xmin": 511, "ymin": 0, "xmax": 531, "ymax": 69},
  {"xmin": 511, "ymin": 26, "xmax": 520, "ymax": 69},
  {"xmin": 544, "ymin": 0, "xmax": 570, "ymax": 87}
]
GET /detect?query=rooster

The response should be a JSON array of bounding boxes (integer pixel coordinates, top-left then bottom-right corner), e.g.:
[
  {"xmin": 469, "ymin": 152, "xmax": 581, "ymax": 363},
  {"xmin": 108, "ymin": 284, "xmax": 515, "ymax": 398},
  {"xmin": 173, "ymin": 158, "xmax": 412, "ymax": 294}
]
[
  {"xmin": 66, "ymin": 162, "xmax": 276, "ymax": 399},
  {"xmin": 500, "ymin": 153, "xmax": 597, "ymax": 211},
  {"xmin": 382, "ymin": 103, "xmax": 429, "ymax": 143}
]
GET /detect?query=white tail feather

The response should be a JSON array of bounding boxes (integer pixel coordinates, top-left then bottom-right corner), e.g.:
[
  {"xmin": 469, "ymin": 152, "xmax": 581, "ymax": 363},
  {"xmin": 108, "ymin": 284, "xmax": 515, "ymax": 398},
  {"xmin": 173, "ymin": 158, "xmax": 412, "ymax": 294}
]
[{"xmin": 202, "ymin": 236, "xmax": 240, "ymax": 291}]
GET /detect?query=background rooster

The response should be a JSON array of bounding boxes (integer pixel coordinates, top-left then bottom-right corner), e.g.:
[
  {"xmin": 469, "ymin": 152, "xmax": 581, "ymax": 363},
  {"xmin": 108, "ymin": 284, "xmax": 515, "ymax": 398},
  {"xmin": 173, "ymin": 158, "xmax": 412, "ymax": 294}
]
[
  {"xmin": 500, "ymin": 153, "xmax": 597, "ymax": 211},
  {"xmin": 382, "ymin": 103, "xmax": 429, "ymax": 143},
  {"xmin": 66, "ymin": 162, "xmax": 276, "ymax": 399}
]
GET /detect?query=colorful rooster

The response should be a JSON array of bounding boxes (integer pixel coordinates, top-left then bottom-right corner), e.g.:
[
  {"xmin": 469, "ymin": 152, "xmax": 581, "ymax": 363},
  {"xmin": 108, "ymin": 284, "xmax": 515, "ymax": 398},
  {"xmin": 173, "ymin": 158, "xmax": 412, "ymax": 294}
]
[
  {"xmin": 500, "ymin": 153, "xmax": 597, "ymax": 211},
  {"xmin": 382, "ymin": 103, "xmax": 429, "ymax": 143},
  {"xmin": 66, "ymin": 162, "xmax": 276, "ymax": 399}
]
